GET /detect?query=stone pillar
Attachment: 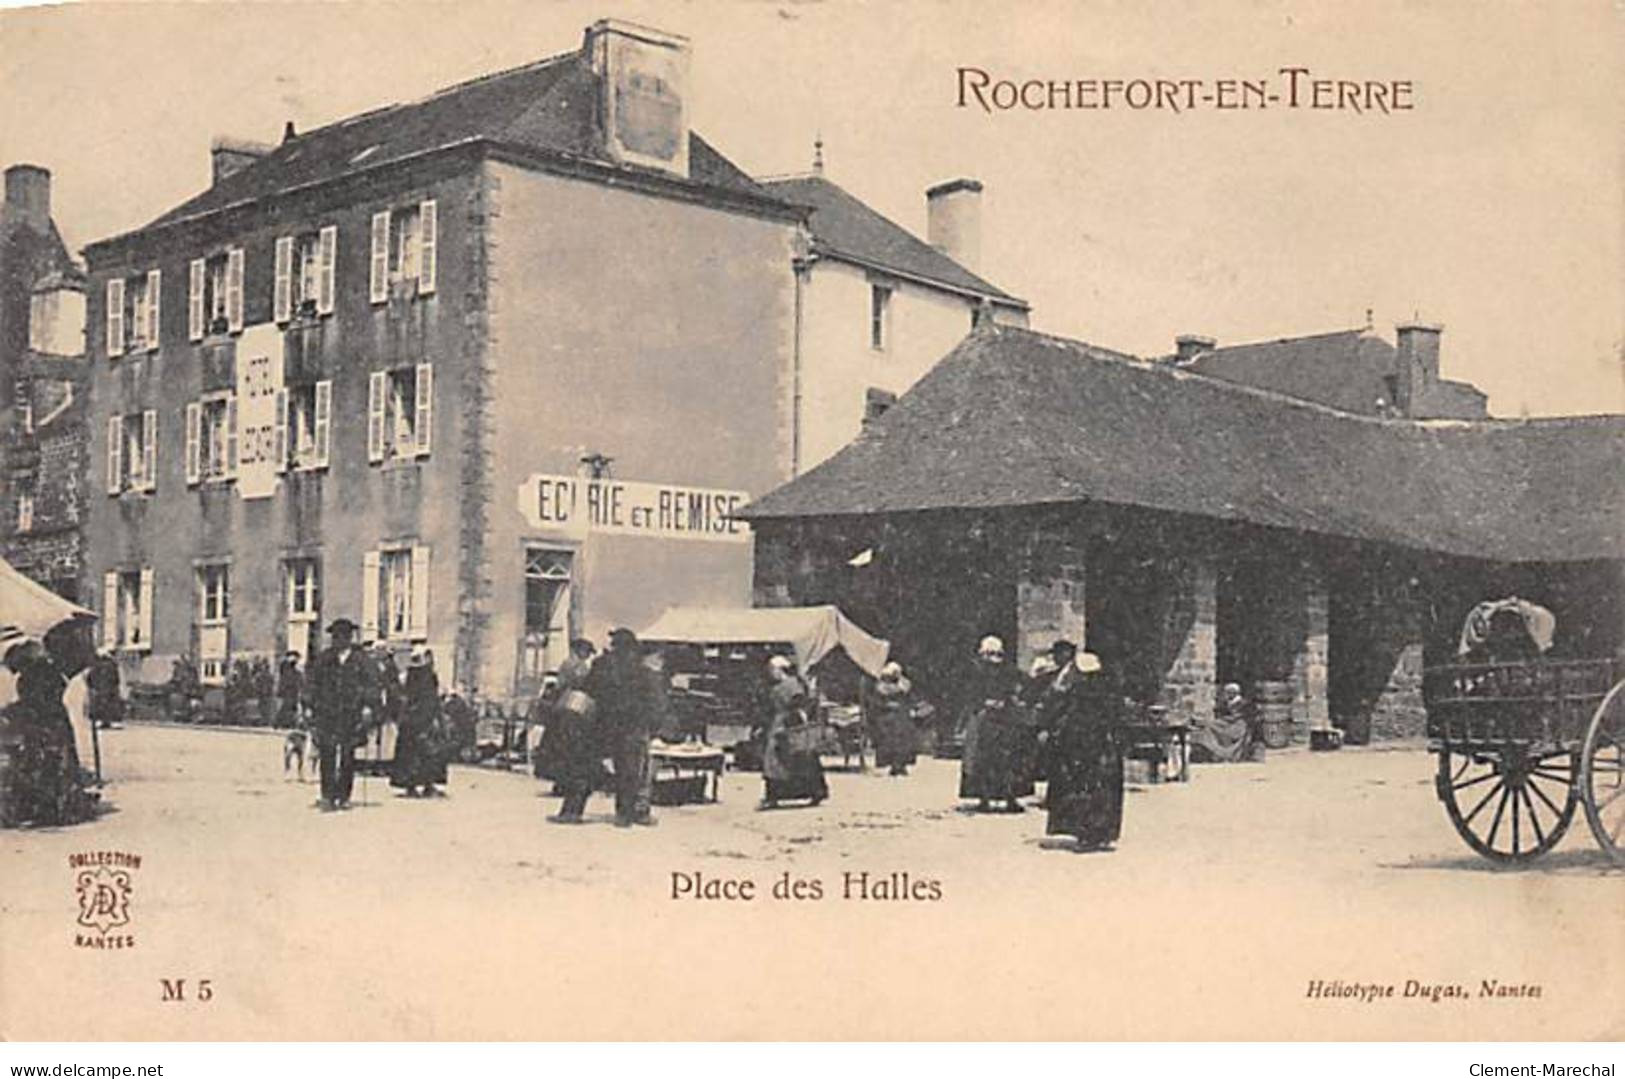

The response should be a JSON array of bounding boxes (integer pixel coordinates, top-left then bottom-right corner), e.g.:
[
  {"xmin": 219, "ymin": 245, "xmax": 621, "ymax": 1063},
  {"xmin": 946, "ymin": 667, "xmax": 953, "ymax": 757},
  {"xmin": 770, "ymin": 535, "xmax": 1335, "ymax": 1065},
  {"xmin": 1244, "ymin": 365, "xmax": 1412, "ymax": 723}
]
[
  {"xmin": 1014, "ymin": 527, "xmax": 1087, "ymax": 671},
  {"xmin": 1159, "ymin": 556, "xmax": 1217, "ymax": 727},
  {"xmin": 1292, "ymin": 562, "xmax": 1330, "ymax": 736}
]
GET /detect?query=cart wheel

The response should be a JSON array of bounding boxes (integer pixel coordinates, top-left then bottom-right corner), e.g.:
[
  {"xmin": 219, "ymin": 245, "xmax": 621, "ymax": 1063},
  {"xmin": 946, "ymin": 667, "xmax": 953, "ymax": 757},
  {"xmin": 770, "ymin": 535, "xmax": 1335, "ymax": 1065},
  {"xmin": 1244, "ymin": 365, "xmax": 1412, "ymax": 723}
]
[
  {"xmin": 1579, "ymin": 680, "xmax": 1625, "ymax": 865},
  {"xmin": 1436, "ymin": 744, "xmax": 1576, "ymax": 863}
]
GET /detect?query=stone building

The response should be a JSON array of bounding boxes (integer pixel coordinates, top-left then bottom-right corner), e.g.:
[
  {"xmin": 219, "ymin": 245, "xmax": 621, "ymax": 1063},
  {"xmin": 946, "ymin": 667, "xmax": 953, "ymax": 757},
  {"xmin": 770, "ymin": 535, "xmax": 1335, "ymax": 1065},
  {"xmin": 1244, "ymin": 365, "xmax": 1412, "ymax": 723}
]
[
  {"xmin": 743, "ymin": 325, "xmax": 1623, "ymax": 740},
  {"xmin": 0, "ymin": 165, "xmax": 89, "ymax": 600},
  {"xmin": 758, "ymin": 168, "xmax": 1028, "ymax": 473},
  {"xmin": 80, "ymin": 19, "xmax": 1022, "ymax": 701}
]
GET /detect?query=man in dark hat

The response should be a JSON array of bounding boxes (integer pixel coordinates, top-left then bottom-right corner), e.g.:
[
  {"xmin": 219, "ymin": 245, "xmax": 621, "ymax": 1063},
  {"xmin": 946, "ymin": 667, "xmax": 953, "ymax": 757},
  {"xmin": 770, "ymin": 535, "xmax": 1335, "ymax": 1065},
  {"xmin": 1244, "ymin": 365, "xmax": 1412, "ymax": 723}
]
[
  {"xmin": 308, "ymin": 618, "xmax": 378, "ymax": 811},
  {"xmin": 584, "ymin": 628, "xmax": 661, "ymax": 827}
]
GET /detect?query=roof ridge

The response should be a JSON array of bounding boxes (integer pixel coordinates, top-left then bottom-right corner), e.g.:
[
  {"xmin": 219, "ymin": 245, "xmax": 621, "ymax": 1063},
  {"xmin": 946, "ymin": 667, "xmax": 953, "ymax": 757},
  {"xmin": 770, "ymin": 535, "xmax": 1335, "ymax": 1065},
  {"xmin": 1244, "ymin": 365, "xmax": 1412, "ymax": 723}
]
[{"xmin": 1202, "ymin": 326, "xmax": 1373, "ymax": 353}]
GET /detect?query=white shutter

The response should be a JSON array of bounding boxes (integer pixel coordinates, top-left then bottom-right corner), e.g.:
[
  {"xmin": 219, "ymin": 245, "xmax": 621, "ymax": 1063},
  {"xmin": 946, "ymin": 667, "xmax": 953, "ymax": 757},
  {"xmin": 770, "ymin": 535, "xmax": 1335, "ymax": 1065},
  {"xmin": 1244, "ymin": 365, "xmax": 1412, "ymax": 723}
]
[
  {"xmin": 409, "ymin": 545, "xmax": 430, "ymax": 640},
  {"xmin": 273, "ymin": 236, "xmax": 293, "ymax": 323},
  {"xmin": 369, "ymin": 211, "xmax": 389, "ymax": 303},
  {"xmin": 142, "ymin": 409, "xmax": 157, "ymax": 491},
  {"xmin": 184, "ymin": 402, "xmax": 201, "ymax": 485},
  {"xmin": 136, "ymin": 567, "xmax": 154, "ymax": 652},
  {"xmin": 106, "ymin": 278, "xmax": 125, "ymax": 357},
  {"xmin": 318, "ymin": 225, "xmax": 337, "ymax": 315},
  {"xmin": 273, "ymin": 388, "xmax": 289, "ymax": 473},
  {"xmin": 106, "ymin": 415, "xmax": 124, "ymax": 494},
  {"xmin": 145, "ymin": 269, "xmax": 161, "ymax": 351},
  {"xmin": 102, "ymin": 572, "xmax": 119, "ymax": 650},
  {"xmin": 361, "ymin": 551, "xmax": 381, "ymax": 641},
  {"xmin": 313, "ymin": 380, "xmax": 332, "ymax": 468},
  {"xmin": 367, "ymin": 370, "xmax": 387, "ymax": 462},
  {"xmin": 417, "ymin": 199, "xmax": 436, "ymax": 295},
  {"xmin": 225, "ymin": 394, "xmax": 239, "ymax": 477},
  {"xmin": 188, "ymin": 258, "xmax": 205, "ymax": 340},
  {"xmin": 414, "ymin": 362, "xmax": 433, "ymax": 457},
  {"xmin": 226, "ymin": 247, "xmax": 245, "ymax": 332}
]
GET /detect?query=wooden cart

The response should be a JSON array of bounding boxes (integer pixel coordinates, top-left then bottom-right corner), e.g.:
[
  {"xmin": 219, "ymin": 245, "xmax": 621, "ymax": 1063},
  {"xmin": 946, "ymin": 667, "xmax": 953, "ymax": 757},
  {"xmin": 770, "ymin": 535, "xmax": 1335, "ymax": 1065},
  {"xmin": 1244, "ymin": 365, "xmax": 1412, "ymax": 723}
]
[{"xmin": 1425, "ymin": 655, "xmax": 1625, "ymax": 864}]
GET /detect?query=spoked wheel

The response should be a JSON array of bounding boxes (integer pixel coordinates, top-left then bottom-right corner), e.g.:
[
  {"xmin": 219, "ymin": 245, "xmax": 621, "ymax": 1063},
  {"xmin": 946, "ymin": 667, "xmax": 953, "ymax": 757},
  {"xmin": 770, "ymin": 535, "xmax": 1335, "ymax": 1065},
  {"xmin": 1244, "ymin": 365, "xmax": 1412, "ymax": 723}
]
[
  {"xmin": 1436, "ymin": 743, "xmax": 1577, "ymax": 864},
  {"xmin": 1580, "ymin": 680, "xmax": 1625, "ymax": 865}
]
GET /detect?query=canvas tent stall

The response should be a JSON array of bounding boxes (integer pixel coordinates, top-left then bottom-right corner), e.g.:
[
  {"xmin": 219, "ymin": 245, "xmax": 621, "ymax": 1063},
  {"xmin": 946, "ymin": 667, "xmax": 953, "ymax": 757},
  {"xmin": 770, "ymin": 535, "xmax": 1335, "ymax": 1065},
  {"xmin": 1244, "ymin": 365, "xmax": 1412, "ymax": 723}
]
[{"xmin": 640, "ymin": 606, "xmax": 890, "ymax": 765}]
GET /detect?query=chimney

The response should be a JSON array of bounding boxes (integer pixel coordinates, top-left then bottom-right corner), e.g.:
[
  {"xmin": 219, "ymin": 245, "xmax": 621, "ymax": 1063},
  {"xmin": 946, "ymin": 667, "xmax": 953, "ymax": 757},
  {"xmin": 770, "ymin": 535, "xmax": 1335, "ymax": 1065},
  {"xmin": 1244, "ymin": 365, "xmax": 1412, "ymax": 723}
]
[
  {"xmin": 210, "ymin": 136, "xmax": 273, "ymax": 186},
  {"xmin": 1174, "ymin": 334, "xmax": 1216, "ymax": 363},
  {"xmin": 1393, "ymin": 322, "xmax": 1442, "ymax": 416},
  {"xmin": 4, "ymin": 164, "xmax": 51, "ymax": 223},
  {"xmin": 926, "ymin": 178, "xmax": 983, "ymax": 272},
  {"xmin": 583, "ymin": 18, "xmax": 691, "ymax": 177}
]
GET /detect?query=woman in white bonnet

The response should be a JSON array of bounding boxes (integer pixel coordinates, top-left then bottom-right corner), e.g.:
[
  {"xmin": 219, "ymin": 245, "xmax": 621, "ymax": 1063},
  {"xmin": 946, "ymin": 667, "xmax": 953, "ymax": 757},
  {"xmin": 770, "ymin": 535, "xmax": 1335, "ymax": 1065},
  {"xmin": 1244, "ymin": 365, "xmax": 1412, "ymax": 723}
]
[
  {"xmin": 865, "ymin": 660, "xmax": 917, "ymax": 777},
  {"xmin": 1043, "ymin": 648, "xmax": 1125, "ymax": 851},
  {"xmin": 957, "ymin": 635, "xmax": 1031, "ymax": 812}
]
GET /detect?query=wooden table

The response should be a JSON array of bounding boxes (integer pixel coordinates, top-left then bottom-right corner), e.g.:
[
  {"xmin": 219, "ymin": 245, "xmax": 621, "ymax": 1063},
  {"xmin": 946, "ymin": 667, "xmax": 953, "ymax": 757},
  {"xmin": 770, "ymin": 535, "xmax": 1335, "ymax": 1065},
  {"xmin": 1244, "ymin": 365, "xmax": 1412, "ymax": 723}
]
[
  {"xmin": 650, "ymin": 742, "xmax": 726, "ymax": 803},
  {"xmin": 1120, "ymin": 721, "xmax": 1190, "ymax": 783}
]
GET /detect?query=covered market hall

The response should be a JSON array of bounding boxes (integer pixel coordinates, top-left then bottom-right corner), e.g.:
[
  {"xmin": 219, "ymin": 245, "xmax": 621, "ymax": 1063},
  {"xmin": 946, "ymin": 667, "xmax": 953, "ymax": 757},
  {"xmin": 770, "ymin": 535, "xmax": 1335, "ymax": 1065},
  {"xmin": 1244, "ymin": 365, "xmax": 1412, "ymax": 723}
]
[{"xmin": 740, "ymin": 325, "xmax": 1625, "ymax": 743}]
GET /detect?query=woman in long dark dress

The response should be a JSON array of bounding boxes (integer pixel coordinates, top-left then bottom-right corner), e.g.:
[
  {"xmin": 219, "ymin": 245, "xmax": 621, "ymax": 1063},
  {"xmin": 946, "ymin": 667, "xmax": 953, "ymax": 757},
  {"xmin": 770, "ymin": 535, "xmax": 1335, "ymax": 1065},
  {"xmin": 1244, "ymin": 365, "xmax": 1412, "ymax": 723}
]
[
  {"xmin": 1045, "ymin": 650, "xmax": 1125, "ymax": 850},
  {"xmin": 759, "ymin": 655, "xmax": 827, "ymax": 808},
  {"xmin": 6, "ymin": 640, "xmax": 88, "ymax": 826},
  {"xmin": 391, "ymin": 649, "xmax": 446, "ymax": 797},
  {"xmin": 958, "ymin": 636, "xmax": 1031, "ymax": 812},
  {"xmin": 865, "ymin": 662, "xmax": 918, "ymax": 776}
]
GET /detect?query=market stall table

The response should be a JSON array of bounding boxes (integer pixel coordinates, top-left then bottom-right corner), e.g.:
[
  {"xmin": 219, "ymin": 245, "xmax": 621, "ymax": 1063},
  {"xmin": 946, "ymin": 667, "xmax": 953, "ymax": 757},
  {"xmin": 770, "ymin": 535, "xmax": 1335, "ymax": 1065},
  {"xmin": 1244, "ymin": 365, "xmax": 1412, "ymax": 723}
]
[{"xmin": 650, "ymin": 740, "xmax": 726, "ymax": 804}]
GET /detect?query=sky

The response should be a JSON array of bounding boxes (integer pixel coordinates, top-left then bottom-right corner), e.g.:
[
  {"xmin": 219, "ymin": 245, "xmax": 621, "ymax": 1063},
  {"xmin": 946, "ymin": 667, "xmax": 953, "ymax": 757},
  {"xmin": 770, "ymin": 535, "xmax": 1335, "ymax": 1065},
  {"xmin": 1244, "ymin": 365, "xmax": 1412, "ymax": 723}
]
[{"xmin": 0, "ymin": 0, "xmax": 1619, "ymax": 416}]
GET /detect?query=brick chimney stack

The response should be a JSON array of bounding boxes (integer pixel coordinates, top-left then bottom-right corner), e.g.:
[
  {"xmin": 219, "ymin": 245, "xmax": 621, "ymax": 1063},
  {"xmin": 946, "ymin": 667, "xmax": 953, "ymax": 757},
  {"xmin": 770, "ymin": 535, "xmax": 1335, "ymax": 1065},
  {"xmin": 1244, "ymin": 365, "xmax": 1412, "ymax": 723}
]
[
  {"xmin": 1394, "ymin": 322, "xmax": 1442, "ymax": 416},
  {"xmin": 4, "ymin": 164, "xmax": 51, "ymax": 225},
  {"xmin": 926, "ymin": 178, "xmax": 982, "ymax": 272},
  {"xmin": 1174, "ymin": 334, "xmax": 1216, "ymax": 363}
]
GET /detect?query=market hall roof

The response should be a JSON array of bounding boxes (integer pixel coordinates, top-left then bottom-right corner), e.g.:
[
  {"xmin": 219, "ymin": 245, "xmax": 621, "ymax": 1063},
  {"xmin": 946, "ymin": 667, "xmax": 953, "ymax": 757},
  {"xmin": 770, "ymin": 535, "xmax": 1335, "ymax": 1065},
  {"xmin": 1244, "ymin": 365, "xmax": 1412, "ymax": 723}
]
[
  {"xmin": 740, "ymin": 326, "xmax": 1625, "ymax": 563},
  {"xmin": 91, "ymin": 49, "xmax": 795, "ymax": 251},
  {"xmin": 759, "ymin": 175, "xmax": 1028, "ymax": 308}
]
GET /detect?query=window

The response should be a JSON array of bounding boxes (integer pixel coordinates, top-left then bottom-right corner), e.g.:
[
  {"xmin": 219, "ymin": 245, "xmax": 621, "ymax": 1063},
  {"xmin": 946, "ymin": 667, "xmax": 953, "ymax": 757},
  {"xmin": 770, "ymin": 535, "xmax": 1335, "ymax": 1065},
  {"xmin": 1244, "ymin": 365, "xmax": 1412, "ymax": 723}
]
[
  {"xmin": 185, "ymin": 394, "xmax": 238, "ymax": 484},
  {"xmin": 105, "ymin": 409, "xmax": 157, "ymax": 494},
  {"xmin": 101, "ymin": 568, "xmax": 153, "ymax": 652},
  {"xmin": 274, "ymin": 226, "xmax": 337, "ymax": 322},
  {"xmin": 28, "ymin": 291, "xmax": 55, "ymax": 352},
  {"xmin": 282, "ymin": 380, "xmax": 332, "ymax": 470},
  {"xmin": 870, "ymin": 284, "xmax": 891, "ymax": 351},
  {"xmin": 106, "ymin": 268, "xmax": 160, "ymax": 356},
  {"xmin": 285, "ymin": 558, "xmax": 321, "ymax": 661},
  {"xmin": 197, "ymin": 563, "xmax": 230, "ymax": 625},
  {"xmin": 369, "ymin": 199, "xmax": 437, "ymax": 303},
  {"xmin": 362, "ymin": 545, "xmax": 429, "ymax": 643},
  {"xmin": 15, "ymin": 492, "xmax": 33, "ymax": 533},
  {"xmin": 187, "ymin": 248, "xmax": 244, "ymax": 340},
  {"xmin": 522, "ymin": 548, "xmax": 574, "ymax": 682},
  {"xmin": 196, "ymin": 563, "xmax": 230, "ymax": 686},
  {"xmin": 16, "ymin": 387, "xmax": 31, "ymax": 434},
  {"xmin": 367, "ymin": 364, "xmax": 432, "ymax": 462}
]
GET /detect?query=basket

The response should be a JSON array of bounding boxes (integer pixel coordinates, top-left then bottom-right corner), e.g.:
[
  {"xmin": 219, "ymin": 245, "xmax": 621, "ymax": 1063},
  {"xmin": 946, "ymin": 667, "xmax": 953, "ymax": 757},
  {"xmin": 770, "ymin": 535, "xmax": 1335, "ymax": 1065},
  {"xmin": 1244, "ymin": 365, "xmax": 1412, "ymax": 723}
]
[{"xmin": 783, "ymin": 721, "xmax": 824, "ymax": 755}]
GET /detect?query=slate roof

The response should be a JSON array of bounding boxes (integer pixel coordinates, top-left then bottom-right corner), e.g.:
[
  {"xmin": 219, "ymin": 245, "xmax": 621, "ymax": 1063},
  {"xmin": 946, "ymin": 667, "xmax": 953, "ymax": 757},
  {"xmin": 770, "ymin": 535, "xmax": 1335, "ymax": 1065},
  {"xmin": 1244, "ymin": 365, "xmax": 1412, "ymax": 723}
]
[
  {"xmin": 742, "ymin": 326, "xmax": 1624, "ymax": 563},
  {"xmin": 760, "ymin": 175, "xmax": 1026, "ymax": 307},
  {"xmin": 125, "ymin": 51, "xmax": 786, "ymax": 237},
  {"xmin": 1178, "ymin": 328, "xmax": 1488, "ymax": 418}
]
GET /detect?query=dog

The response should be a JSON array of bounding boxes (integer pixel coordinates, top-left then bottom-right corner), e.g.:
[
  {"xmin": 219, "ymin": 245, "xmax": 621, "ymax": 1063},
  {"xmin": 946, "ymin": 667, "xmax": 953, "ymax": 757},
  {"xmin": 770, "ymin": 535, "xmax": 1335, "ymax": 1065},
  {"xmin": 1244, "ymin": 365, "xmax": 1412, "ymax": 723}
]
[{"xmin": 283, "ymin": 727, "xmax": 312, "ymax": 781}]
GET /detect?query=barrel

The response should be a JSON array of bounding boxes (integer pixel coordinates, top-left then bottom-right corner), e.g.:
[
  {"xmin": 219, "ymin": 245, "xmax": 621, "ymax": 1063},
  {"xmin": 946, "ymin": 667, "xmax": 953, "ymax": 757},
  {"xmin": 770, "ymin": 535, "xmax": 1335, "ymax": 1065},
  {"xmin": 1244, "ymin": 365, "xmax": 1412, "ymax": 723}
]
[{"xmin": 1255, "ymin": 680, "xmax": 1294, "ymax": 749}]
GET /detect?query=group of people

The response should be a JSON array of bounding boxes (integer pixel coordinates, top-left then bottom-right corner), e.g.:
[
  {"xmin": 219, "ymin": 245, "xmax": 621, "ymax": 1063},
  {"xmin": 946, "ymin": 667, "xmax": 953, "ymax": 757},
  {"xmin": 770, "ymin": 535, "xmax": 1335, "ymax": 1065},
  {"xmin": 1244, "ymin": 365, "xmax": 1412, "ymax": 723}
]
[
  {"xmin": 535, "ymin": 628, "xmax": 668, "ymax": 827},
  {"xmin": 957, "ymin": 635, "xmax": 1126, "ymax": 852},
  {"xmin": 298, "ymin": 617, "xmax": 448, "ymax": 811}
]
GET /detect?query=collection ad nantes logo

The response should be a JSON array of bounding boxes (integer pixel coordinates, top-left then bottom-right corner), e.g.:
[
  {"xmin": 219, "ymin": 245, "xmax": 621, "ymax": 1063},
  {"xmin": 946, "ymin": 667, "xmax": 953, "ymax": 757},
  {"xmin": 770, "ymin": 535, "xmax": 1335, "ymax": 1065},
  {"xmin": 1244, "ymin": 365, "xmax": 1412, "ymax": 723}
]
[{"xmin": 70, "ymin": 850, "xmax": 141, "ymax": 949}]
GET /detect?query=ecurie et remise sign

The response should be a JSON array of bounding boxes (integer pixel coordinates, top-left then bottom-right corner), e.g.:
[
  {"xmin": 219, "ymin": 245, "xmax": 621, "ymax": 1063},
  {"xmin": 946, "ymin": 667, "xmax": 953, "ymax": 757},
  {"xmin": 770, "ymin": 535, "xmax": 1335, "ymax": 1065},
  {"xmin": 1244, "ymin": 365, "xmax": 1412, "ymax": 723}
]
[{"xmin": 518, "ymin": 473, "xmax": 751, "ymax": 543}]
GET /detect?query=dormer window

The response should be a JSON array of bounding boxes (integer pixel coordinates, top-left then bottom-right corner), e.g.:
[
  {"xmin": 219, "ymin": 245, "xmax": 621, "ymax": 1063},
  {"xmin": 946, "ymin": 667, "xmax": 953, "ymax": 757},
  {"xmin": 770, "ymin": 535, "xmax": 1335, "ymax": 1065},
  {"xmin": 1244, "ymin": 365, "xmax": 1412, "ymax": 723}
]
[
  {"xmin": 187, "ymin": 248, "xmax": 244, "ymax": 340},
  {"xmin": 369, "ymin": 200, "xmax": 436, "ymax": 303},
  {"xmin": 274, "ymin": 226, "xmax": 337, "ymax": 322},
  {"xmin": 105, "ymin": 268, "xmax": 160, "ymax": 357}
]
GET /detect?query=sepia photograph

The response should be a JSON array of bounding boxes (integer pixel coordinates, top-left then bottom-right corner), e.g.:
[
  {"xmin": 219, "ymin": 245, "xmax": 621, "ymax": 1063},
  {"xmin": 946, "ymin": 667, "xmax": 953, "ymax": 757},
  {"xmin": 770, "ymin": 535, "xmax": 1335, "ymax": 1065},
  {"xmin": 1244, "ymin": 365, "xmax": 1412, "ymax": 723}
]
[{"xmin": 0, "ymin": 0, "xmax": 1620, "ymax": 1047}]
